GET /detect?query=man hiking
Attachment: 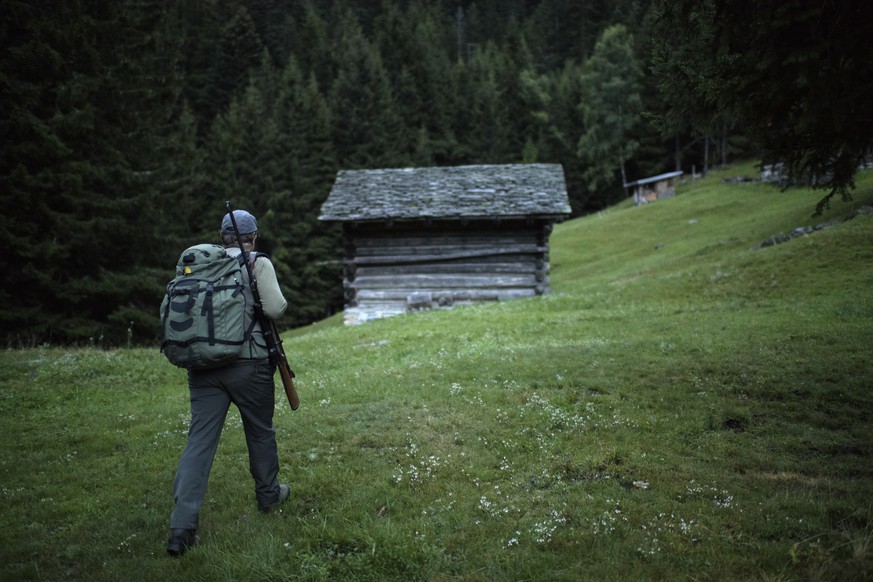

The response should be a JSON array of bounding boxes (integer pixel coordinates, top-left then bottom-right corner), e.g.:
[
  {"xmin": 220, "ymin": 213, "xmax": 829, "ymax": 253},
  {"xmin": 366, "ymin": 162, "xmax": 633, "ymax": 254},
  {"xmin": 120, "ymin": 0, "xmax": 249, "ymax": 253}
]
[{"xmin": 166, "ymin": 209, "xmax": 290, "ymax": 557}]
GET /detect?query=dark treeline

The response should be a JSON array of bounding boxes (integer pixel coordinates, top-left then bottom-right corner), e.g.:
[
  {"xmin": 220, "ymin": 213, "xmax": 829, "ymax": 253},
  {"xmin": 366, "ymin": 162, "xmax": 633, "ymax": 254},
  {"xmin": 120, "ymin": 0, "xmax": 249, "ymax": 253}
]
[{"xmin": 0, "ymin": 0, "xmax": 757, "ymax": 346}]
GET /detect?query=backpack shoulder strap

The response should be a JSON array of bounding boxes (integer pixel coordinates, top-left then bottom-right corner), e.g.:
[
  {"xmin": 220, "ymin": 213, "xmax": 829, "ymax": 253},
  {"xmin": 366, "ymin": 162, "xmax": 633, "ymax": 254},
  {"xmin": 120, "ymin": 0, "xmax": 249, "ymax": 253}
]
[{"xmin": 247, "ymin": 251, "xmax": 270, "ymax": 269}]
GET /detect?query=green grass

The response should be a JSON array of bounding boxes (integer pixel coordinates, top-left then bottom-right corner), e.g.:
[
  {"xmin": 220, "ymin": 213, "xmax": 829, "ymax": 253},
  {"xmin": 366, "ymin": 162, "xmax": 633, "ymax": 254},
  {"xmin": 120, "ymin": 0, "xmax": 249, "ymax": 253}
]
[{"xmin": 2, "ymin": 163, "xmax": 872, "ymax": 580}]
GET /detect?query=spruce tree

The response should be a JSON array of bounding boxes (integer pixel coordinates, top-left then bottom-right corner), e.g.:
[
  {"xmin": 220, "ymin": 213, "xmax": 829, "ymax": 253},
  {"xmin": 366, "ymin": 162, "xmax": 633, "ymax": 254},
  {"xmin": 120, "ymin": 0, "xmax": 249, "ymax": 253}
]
[
  {"xmin": 459, "ymin": 42, "xmax": 512, "ymax": 164},
  {"xmin": 498, "ymin": 20, "xmax": 537, "ymax": 160},
  {"xmin": 372, "ymin": 1, "xmax": 459, "ymax": 164},
  {"xmin": 329, "ymin": 8, "xmax": 402, "ymax": 169},
  {"xmin": 268, "ymin": 57, "xmax": 342, "ymax": 325},
  {"xmin": 539, "ymin": 62, "xmax": 587, "ymax": 213},
  {"xmin": 291, "ymin": 0, "xmax": 334, "ymax": 91},
  {"xmin": 0, "ymin": 1, "xmax": 180, "ymax": 344},
  {"xmin": 201, "ymin": 6, "xmax": 265, "ymax": 126}
]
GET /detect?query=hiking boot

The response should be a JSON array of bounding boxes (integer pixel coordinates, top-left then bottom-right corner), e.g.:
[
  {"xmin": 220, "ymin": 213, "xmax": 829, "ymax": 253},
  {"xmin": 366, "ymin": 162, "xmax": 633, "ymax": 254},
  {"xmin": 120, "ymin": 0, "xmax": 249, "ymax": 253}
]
[
  {"xmin": 259, "ymin": 483, "xmax": 290, "ymax": 513},
  {"xmin": 166, "ymin": 528, "xmax": 200, "ymax": 557}
]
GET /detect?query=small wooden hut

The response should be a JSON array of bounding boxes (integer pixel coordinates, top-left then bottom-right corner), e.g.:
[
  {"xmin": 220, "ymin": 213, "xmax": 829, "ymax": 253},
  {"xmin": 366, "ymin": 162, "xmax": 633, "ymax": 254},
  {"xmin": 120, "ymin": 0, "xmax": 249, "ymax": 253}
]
[
  {"xmin": 319, "ymin": 164, "xmax": 571, "ymax": 325},
  {"xmin": 624, "ymin": 170, "xmax": 684, "ymax": 205}
]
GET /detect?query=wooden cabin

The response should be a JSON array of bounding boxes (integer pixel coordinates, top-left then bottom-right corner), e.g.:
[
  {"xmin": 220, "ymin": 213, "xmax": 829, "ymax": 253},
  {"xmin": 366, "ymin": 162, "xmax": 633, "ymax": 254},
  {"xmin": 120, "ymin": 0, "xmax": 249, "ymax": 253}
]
[
  {"xmin": 624, "ymin": 170, "xmax": 684, "ymax": 205},
  {"xmin": 319, "ymin": 164, "xmax": 572, "ymax": 325}
]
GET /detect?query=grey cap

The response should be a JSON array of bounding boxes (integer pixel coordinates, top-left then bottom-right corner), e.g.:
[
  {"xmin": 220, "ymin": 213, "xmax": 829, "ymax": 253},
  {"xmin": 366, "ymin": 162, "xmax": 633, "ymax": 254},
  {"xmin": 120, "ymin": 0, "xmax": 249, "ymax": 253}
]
[{"xmin": 221, "ymin": 209, "xmax": 258, "ymax": 235}]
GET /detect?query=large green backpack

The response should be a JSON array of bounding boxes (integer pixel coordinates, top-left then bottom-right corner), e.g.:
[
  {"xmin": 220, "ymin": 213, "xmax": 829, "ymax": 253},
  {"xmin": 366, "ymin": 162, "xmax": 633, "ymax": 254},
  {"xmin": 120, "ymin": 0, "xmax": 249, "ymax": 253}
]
[{"xmin": 160, "ymin": 243, "xmax": 255, "ymax": 369}]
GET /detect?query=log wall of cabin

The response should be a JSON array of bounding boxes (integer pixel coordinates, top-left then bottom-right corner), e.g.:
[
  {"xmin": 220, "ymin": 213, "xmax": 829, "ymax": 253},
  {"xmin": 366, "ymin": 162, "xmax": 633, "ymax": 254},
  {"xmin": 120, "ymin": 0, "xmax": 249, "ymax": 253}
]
[{"xmin": 341, "ymin": 219, "xmax": 554, "ymax": 324}]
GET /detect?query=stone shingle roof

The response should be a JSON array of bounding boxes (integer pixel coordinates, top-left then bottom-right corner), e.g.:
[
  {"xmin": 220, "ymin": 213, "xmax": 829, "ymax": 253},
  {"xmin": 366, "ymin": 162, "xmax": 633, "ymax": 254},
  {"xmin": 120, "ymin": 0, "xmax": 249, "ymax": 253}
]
[{"xmin": 319, "ymin": 164, "xmax": 571, "ymax": 222}]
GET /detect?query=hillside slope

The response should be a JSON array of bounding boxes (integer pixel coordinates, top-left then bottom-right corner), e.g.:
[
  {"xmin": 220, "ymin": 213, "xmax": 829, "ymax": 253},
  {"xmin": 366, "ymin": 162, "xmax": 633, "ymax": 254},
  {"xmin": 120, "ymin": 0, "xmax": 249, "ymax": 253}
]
[
  {"xmin": 551, "ymin": 161, "xmax": 873, "ymax": 299},
  {"xmin": 1, "ymin": 162, "xmax": 871, "ymax": 580},
  {"xmin": 284, "ymin": 160, "xmax": 873, "ymax": 578}
]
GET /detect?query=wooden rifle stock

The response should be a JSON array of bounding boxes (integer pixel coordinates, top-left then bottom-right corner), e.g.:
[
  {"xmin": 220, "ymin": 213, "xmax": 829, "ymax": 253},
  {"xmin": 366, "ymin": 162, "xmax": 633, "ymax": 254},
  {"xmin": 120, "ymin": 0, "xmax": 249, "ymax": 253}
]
[
  {"xmin": 267, "ymin": 318, "xmax": 299, "ymax": 410},
  {"xmin": 226, "ymin": 201, "xmax": 299, "ymax": 411}
]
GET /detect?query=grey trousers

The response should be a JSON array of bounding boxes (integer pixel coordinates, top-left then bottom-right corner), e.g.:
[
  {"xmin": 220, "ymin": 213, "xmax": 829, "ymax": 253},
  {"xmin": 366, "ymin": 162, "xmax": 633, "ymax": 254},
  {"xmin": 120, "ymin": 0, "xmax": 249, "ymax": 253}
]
[{"xmin": 170, "ymin": 359, "xmax": 282, "ymax": 530}]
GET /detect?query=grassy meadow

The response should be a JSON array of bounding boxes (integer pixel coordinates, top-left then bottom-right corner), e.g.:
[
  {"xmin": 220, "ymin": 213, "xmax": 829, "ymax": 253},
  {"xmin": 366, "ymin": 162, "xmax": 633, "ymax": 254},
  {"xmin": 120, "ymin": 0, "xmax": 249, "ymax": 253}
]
[{"xmin": 1, "ymin": 162, "xmax": 872, "ymax": 580}]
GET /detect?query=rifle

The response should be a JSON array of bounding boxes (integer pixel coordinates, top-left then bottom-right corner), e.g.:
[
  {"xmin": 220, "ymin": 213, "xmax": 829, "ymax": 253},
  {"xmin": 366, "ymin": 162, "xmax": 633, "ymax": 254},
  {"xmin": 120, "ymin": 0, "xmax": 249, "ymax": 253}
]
[{"xmin": 225, "ymin": 201, "xmax": 299, "ymax": 411}]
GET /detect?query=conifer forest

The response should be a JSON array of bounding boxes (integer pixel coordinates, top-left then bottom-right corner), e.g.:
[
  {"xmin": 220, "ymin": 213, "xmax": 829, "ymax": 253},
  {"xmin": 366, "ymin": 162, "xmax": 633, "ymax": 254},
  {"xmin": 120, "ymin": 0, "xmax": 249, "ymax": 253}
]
[{"xmin": 2, "ymin": 0, "xmax": 870, "ymax": 345}]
